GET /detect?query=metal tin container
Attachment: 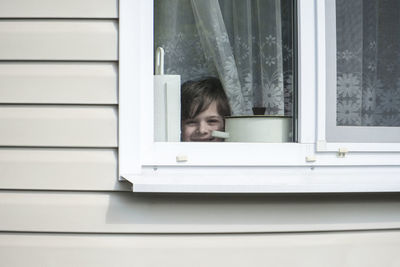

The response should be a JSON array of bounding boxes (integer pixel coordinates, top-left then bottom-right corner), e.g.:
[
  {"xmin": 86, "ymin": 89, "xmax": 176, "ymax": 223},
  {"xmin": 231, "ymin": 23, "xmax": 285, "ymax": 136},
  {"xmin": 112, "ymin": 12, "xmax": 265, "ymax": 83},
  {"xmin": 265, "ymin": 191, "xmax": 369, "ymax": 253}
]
[{"xmin": 224, "ymin": 116, "xmax": 292, "ymax": 142}]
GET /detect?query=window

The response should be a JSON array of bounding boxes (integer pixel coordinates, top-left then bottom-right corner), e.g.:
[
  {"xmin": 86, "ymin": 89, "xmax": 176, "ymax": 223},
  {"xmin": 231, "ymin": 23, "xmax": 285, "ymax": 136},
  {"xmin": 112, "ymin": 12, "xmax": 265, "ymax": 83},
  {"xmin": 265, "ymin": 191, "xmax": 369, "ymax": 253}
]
[
  {"xmin": 319, "ymin": 0, "xmax": 400, "ymax": 150},
  {"xmin": 153, "ymin": 0, "xmax": 296, "ymax": 144},
  {"xmin": 119, "ymin": 0, "xmax": 400, "ymax": 193}
]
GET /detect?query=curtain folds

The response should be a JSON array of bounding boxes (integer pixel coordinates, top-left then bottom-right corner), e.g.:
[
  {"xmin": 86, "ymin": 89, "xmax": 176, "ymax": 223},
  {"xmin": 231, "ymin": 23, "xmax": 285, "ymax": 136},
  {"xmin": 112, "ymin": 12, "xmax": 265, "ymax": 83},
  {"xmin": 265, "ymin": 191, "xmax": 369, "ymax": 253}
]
[
  {"xmin": 154, "ymin": 0, "xmax": 293, "ymax": 116},
  {"xmin": 336, "ymin": 0, "xmax": 400, "ymax": 126},
  {"xmin": 191, "ymin": 0, "xmax": 246, "ymax": 114}
]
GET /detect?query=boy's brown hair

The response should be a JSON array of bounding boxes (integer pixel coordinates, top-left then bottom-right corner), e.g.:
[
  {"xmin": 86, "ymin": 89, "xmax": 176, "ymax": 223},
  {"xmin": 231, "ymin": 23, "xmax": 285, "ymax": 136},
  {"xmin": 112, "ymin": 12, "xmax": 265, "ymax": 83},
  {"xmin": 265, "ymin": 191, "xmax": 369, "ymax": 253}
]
[{"xmin": 181, "ymin": 77, "xmax": 231, "ymax": 121}]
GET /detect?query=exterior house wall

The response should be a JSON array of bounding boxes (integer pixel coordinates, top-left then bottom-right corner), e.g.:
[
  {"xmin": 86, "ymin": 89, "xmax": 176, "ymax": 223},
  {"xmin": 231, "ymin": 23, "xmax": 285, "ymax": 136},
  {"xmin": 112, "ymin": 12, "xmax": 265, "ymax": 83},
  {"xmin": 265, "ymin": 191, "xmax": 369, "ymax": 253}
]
[{"xmin": 0, "ymin": 0, "xmax": 399, "ymax": 266}]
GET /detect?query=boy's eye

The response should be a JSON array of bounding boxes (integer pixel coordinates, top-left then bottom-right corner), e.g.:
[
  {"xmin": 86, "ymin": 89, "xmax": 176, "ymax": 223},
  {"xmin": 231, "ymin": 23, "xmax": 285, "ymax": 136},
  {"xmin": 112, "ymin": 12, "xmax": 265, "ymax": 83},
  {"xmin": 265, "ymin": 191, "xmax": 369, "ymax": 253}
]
[
  {"xmin": 185, "ymin": 120, "xmax": 197, "ymax": 126},
  {"xmin": 208, "ymin": 119, "xmax": 220, "ymax": 124}
]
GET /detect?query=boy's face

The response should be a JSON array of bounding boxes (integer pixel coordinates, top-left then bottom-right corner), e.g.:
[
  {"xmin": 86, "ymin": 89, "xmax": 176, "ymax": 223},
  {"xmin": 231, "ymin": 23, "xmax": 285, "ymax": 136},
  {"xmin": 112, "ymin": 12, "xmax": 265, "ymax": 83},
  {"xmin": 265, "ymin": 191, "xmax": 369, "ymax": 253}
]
[{"xmin": 182, "ymin": 102, "xmax": 224, "ymax": 142}]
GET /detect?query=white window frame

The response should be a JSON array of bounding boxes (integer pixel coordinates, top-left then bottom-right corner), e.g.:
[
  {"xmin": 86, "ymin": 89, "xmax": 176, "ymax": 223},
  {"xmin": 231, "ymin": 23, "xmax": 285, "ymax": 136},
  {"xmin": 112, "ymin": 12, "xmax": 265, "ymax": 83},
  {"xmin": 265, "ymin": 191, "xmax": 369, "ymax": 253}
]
[{"xmin": 118, "ymin": 0, "xmax": 400, "ymax": 193}]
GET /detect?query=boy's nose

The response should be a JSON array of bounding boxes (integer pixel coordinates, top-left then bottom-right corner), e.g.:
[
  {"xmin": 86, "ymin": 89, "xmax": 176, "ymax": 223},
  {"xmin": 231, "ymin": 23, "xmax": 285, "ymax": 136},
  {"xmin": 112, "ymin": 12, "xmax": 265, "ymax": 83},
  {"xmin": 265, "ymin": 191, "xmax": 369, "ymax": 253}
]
[{"xmin": 198, "ymin": 121, "xmax": 210, "ymax": 135}]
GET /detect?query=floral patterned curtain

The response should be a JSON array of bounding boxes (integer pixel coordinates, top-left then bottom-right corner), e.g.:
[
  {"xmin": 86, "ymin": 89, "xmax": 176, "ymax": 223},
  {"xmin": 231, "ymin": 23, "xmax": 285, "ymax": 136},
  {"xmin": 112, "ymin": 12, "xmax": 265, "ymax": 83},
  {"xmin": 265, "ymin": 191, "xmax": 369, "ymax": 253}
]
[
  {"xmin": 336, "ymin": 0, "xmax": 400, "ymax": 126},
  {"xmin": 154, "ymin": 0, "xmax": 293, "ymax": 116}
]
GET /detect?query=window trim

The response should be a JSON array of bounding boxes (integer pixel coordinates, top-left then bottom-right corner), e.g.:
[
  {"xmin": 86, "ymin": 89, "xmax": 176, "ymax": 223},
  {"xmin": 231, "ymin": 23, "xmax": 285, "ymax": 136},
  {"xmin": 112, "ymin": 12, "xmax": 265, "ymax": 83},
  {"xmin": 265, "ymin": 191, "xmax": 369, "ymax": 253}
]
[
  {"xmin": 128, "ymin": 165, "xmax": 400, "ymax": 193},
  {"xmin": 118, "ymin": 0, "xmax": 149, "ymax": 178}
]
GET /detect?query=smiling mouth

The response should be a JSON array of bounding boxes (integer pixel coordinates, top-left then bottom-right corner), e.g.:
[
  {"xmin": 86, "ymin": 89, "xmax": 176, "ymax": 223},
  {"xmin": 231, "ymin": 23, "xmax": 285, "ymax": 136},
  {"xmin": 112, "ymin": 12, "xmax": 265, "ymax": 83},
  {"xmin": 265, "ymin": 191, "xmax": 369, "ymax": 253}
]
[{"xmin": 191, "ymin": 137, "xmax": 218, "ymax": 142}]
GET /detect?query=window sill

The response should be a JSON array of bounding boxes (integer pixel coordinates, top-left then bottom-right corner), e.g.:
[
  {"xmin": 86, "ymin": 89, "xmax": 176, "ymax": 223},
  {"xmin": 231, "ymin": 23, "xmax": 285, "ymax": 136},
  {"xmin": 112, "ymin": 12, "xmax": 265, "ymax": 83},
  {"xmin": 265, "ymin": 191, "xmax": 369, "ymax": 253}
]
[{"xmin": 122, "ymin": 165, "xmax": 400, "ymax": 193}]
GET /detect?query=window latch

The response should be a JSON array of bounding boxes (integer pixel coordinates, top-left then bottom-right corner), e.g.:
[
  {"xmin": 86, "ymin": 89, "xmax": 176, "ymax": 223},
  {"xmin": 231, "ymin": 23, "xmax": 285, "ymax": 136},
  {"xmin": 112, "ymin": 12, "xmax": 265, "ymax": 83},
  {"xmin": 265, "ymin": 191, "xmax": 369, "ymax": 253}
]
[{"xmin": 337, "ymin": 148, "xmax": 348, "ymax": 158}]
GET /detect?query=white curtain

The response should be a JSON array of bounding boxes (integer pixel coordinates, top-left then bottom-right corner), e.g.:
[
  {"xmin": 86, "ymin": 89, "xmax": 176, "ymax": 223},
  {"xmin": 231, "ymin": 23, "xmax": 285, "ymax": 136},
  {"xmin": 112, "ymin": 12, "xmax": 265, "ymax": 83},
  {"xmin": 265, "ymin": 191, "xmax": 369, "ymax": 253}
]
[
  {"xmin": 336, "ymin": 0, "xmax": 400, "ymax": 126},
  {"xmin": 154, "ymin": 0, "xmax": 293, "ymax": 116}
]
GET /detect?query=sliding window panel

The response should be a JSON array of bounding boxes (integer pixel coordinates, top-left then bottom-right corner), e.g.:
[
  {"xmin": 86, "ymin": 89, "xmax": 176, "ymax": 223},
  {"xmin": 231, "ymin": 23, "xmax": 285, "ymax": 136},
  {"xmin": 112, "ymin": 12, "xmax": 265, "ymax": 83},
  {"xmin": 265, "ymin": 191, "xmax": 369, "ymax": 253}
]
[{"xmin": 325, "ymin": 0, "xmax": 400, "ymax": 143}]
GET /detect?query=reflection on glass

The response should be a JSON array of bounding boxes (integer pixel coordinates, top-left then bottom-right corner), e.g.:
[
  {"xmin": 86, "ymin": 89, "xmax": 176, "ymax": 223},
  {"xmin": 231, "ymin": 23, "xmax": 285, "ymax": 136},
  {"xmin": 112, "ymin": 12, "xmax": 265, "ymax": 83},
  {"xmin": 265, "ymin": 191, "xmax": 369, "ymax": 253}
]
[{"xmin": 154, "ymin": 0, "xmax": 295, "ymax": 142}]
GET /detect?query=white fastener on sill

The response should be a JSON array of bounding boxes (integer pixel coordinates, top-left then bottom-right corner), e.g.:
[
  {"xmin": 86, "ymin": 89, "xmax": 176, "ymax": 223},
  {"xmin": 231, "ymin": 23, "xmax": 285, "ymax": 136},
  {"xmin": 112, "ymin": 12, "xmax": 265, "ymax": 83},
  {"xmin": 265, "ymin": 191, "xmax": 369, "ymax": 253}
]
[
  {"xmin": 337, "ymin": 148, "xmax": 348, "ymax": 158},
  {"xmin": 176, "ymin": 155, "xmax": 188, "ymax": 162},
  {"xmin": 305, "ymin": 156, "xmax": 316, "ymax": 162}
]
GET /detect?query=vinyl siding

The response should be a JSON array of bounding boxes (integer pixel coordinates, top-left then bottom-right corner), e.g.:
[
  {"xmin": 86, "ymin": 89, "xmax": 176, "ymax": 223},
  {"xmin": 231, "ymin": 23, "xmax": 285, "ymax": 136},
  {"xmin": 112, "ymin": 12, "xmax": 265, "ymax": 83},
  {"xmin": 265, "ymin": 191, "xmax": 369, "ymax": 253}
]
[
  {"xmin": 1, "ymin": 231, "xmax": 400, "ymax": 267},
  {"xmin": 0, "ymin": 1, "xmax": 120, "ymax": 192},
  {"xmin": 0, "ymin": 148, "xmax": 127, "ymax": 190},
  {"xmin": 0, "ymin": 105, "xmax": 117, "ymax": 147},
  {"xmin": 0, "ymin": 0, "xmax": 118, "ymax": 18},
  {"xmin": 0, "ymin": 62, "xmax": 118, "ymax": 104},
  {"xmin": 0, "ymin": 20, "xmax": 117, "ymax": 60},
  {"xmin": 1, "ymin": 0, "xmax": 400, "ymax": 266},
  {"xmin": 1, "ymin": 192, "xmax": 400, "ymax": 233}
]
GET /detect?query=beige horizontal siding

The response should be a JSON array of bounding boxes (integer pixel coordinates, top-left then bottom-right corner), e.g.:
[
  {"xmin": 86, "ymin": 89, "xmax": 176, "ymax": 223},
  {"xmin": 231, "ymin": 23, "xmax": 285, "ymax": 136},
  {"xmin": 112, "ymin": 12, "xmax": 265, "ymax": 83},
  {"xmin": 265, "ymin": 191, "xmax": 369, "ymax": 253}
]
[
  {"xmin": 1, "ymin": 191, "xmax": 400, "ymax": 233},
  {"xmin": 0, "ymin": 106, "xmax": 117, "ymax": 147},
  {"xmin": 0, "ymin": 0, "xmax": 118, "ymax": 18},
  {"xmin": 0, "ymin": 20, "xmax": 118, "ymax": 60},
  {"xmin": 0, "ymin": 62, "xmax": 117, "ymax": 104},
  {"xmin": 0, "ymin": 148, "xmax": 129, "ymax": 191},
  {"xmin": 1, "ymin": 231, "xmax": 400, "ymax": 267}
]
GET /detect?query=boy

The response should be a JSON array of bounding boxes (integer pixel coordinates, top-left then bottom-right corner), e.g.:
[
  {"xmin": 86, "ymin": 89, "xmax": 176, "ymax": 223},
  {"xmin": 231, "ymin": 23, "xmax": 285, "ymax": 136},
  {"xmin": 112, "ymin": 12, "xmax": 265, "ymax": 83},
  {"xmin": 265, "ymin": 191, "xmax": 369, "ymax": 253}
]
[{"xmin": 181, "ymin": 77, "xmax": 231, "ymax": 142}]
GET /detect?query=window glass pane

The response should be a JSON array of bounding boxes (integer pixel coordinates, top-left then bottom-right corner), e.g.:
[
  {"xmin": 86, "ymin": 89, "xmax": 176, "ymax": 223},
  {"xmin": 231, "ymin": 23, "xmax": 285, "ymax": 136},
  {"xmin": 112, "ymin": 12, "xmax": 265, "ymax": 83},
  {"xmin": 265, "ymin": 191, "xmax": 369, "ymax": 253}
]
[
  {"xmin": 336, "ymin": 0, "xmax": 400, "ymax": 127},
  {"xmin": 154, "ymin": 0, "xmax": 295, "ymax": 142}
]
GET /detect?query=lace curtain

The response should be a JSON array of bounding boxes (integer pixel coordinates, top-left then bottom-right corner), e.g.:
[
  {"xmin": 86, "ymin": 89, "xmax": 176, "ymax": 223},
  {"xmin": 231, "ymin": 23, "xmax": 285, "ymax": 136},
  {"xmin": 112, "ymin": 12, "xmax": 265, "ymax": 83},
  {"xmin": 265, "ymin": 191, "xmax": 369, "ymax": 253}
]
[
  {"xmin": 336, "ymin": 0, "xmax": 400, "ymax": 126},
  {"xmin": 154, "ymin": 0, "xmax": 293, "ymax": 115}
]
